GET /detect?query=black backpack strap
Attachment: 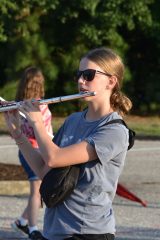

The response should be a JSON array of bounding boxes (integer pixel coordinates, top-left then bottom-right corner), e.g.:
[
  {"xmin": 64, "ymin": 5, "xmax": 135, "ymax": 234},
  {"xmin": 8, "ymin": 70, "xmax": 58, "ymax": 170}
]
[{"xmin": 105, "ymin": 119, "xmax": 135, "ymax": 150}]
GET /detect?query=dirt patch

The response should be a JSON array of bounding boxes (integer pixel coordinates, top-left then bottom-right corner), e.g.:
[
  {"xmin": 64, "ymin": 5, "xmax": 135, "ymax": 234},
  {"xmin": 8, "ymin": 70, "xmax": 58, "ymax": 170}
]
[{"xmin": 0, "ymin": 163, "xmax": 27, "ymax": 180}]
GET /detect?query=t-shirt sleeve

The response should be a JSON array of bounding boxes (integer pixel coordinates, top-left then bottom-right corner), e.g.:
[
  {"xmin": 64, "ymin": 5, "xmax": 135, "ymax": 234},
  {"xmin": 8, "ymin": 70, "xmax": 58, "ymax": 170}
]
[{"xmin": 85, "ymin": 124, "xmax": 129, "ymax": 164}]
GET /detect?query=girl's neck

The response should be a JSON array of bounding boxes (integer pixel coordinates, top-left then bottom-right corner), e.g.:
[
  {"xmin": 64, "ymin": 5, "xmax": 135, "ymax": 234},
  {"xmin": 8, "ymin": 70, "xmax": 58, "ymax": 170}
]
[{"xmin": 85, "ymin": 104, "xmax": 114, "ymax": 121}]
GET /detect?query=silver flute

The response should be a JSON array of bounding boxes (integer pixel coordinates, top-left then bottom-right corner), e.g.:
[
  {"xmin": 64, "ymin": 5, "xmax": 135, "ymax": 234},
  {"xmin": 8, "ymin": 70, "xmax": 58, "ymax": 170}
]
[{"xmin": 0, "ymin": 91, "xmax": 96, "ymax": 112}]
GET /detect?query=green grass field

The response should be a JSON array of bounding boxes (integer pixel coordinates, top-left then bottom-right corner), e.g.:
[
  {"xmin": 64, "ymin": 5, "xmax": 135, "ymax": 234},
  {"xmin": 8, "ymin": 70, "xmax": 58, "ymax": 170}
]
[
  {"xmin": 124, "ymin": 115, "xmax": 160, "ymax": 138},
  {"xmin": 0, "ymin": 114, "xmax": 160, "ymax": 138}
]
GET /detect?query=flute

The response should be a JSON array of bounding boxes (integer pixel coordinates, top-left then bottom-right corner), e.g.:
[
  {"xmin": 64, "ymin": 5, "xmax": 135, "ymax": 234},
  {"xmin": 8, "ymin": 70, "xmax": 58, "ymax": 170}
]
[{"xmin": 0, "ymin": 91, "xmax": 96, "ymax": 112}]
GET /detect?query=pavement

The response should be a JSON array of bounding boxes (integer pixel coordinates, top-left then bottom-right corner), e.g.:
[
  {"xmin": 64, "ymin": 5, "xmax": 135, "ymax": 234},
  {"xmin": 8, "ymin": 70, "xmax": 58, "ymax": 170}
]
[{"xmin": 0, "ymin": 135, "xmax": 160, "ymax": 240}]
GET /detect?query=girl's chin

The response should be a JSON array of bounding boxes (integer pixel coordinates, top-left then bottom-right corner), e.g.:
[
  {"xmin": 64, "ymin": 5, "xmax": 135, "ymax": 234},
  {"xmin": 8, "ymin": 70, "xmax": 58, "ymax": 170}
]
[{"xmin": 82, "ymin": 96, "xmax": 93, "ymax": 101}]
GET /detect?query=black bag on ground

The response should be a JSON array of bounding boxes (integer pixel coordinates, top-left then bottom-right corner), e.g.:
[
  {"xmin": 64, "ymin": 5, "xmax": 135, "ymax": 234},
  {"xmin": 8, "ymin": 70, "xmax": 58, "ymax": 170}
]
[
  {"xmin": 40, "ymin": 119, "xmax": 135, "ymax": 208},
  {"xmin": 40, "ymin": 165, "xmax": 80, "ymax": 208}
]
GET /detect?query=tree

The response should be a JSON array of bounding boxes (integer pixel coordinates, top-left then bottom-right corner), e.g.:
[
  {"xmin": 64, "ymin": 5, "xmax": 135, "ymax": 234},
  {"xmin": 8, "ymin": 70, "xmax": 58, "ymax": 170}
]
[{"xmin": 0, "ymin": 0, "xmax": 159, "ymax": 114}]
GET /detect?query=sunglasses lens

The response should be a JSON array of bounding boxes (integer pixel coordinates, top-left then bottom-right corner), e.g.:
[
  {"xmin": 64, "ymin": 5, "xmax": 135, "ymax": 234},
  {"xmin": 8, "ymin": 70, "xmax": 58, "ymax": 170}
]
[
  {"xmin": 75, "ymin": 71, "xmax": 82, "ymax": 81},
  {"xmin": 83, "ymin": 70, "xmax": 96, "ymax": 81},
  {"xmin": 75, "ymin": 69, "xmax": 96, "ymax": 81}
]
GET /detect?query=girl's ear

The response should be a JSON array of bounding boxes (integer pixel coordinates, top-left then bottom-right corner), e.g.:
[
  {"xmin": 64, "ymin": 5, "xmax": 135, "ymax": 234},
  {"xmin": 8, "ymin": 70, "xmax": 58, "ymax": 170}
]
[{"xmin": 107, "ymin": 76, "xmax": 117, "ymax": 89}]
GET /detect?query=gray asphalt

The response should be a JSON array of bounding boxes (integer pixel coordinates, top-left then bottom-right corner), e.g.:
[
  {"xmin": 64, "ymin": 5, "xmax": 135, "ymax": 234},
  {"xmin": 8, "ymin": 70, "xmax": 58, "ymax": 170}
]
[{"xmin": 0, "ymin": 135, "xmax": 160, "ymax": 240}]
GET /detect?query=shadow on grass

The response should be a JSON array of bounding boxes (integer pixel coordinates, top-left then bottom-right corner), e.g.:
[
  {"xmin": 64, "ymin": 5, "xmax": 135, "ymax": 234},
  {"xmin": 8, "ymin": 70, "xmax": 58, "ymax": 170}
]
[{"xmin": 0, "ymin": 130, "xmax": 9, "ymax": 135}]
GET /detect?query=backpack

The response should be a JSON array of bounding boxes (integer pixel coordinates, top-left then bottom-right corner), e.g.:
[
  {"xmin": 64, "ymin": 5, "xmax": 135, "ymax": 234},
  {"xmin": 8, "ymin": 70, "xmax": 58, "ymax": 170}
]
[
  {"xmin": 39, "ymin": 119, "xmax": 135, "ymax": 208},
  {"xmin": 40, "ymin": 165, "xmax": 80, "ymax": 208}
]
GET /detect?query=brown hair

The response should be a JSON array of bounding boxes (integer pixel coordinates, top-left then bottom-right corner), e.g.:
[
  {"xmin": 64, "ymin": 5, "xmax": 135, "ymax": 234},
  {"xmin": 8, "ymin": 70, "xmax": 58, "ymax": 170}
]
[
  {"xmin": 83, "ymin": 47, "xmax": 132, "ymax": 116},
  {"xmin": 15, "ymin": 67, "xmax": 45, "ymax": 101}
]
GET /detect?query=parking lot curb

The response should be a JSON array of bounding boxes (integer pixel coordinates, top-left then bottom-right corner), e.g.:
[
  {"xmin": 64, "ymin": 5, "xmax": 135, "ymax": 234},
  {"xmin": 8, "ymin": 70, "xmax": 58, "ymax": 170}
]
[{"xmin": 0, "ymin": 181, "xmax": 29, "ymax": 195}]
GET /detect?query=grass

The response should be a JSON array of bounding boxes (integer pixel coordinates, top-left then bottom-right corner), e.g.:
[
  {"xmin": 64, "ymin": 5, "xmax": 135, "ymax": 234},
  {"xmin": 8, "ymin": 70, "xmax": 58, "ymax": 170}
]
[
  {"xmin": 0, "ymin": 114, "xmax": 160, "ymax": 138},
  {"xmin": 124, "ymin": 115, "xmax": 160, "ymax": 138}
]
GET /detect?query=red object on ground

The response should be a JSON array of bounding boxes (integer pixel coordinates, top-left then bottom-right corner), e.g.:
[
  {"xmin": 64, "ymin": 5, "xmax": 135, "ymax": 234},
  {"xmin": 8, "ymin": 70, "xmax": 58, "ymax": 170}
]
[{"xmin": 116, "ymin": 183, "xmax": 147, "ymax": 207}]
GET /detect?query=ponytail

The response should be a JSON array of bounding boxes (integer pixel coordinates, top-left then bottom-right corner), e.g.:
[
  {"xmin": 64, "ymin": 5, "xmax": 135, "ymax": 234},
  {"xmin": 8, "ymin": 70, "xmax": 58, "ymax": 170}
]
[{"xmin": 110, "ymin": 89, "xmax": 132, "ymax": 116}]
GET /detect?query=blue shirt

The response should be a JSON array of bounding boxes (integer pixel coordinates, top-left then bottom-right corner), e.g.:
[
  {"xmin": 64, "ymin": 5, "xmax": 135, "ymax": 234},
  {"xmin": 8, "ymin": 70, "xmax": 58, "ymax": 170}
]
[{"xmin": 43, "ymin": 110, "xmax": 129, "ymax": 240}]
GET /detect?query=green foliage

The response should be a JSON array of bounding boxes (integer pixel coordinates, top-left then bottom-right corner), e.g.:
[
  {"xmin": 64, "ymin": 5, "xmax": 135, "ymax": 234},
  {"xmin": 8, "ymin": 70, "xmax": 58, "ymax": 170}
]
[
  {"xmin": 0, "ymin": 81, "xmax": 17, "ymax": 100},
  {"xmin": 0, "ymin": 0, "xmax": 159, "ymax": 115}
]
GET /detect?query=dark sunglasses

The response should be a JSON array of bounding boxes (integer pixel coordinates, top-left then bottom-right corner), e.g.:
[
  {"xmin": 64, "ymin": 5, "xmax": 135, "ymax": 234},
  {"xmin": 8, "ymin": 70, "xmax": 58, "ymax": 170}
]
[{"xmin": 75, "ymin": 69, "xmax": 112, "ymax": 82}]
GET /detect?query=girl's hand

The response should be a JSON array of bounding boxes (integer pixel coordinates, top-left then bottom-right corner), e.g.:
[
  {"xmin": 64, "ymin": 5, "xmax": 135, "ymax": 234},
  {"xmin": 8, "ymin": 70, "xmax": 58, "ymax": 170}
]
[
  {"xmin": 4, "ymin": 109, "xmax": 21, "ymax": 135},
  {"xmin": 18, "ymin": 100, "xmax": 43, "ymax": 127}
]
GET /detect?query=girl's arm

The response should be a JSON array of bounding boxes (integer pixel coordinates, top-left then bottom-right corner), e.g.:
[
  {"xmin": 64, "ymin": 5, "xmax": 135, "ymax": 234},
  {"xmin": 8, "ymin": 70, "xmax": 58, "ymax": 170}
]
[
  {"xmin": 4, "ymin": 110, "xmax": 51, "ymax": 179},
  {"xmin": 19, "ymin": 101, "xmax": 98, "ymax": 168},
  {"xmin": 33, "ymin": 120, "xmax": 97, "ymax": 168}
]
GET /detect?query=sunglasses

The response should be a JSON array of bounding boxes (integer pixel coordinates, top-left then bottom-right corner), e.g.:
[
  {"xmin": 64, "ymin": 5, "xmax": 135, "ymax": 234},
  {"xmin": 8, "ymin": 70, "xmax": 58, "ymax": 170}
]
[{"xmin": 75, "ymin": 69, "xmax": 112, "ymax": 82}]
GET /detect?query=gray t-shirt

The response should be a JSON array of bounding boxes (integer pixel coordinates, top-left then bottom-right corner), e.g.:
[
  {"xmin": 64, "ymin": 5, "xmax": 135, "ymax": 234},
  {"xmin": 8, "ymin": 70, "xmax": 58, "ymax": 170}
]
[{"xmin": 43, "ymin": 110, "xmax": 129, "ymax": 240}]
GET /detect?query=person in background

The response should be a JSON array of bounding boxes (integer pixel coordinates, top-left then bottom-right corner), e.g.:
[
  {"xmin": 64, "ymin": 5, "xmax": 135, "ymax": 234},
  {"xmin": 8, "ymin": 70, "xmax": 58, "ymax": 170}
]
[
  {"xmin": 5, "ymin": 47, "xmax": 132, "ymax": 240},
  {"xmin": 11, "ymin": 67, "xmax": 53, "ymax": 240}
]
